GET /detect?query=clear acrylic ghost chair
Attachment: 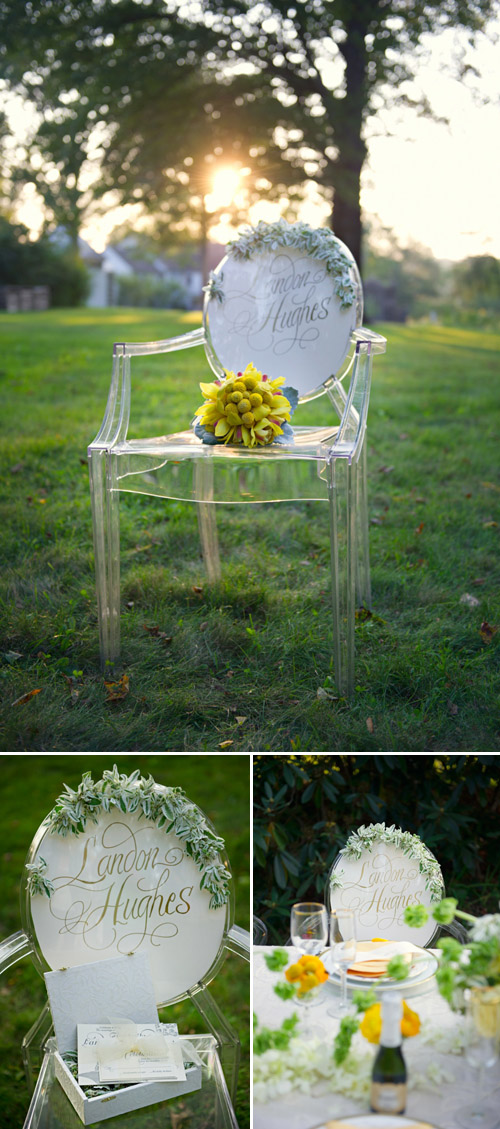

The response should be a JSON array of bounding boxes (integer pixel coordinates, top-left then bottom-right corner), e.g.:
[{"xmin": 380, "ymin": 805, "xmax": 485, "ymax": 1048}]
[
  {"xmin": 88, "ymin": 222, "xmax": 386, "ymax": 697},
  {"xmin": 0, "ymin": 768, "xmax": 249, "ymax": 1118}
]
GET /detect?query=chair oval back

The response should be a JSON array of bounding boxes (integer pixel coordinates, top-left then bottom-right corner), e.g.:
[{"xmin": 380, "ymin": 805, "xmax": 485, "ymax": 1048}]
[
  {"xmin": 203, "ymin": 222, "xmax": 363, "ymax": 400},
  {"xmin": 22, "ymin": 771, "xmax": 233, "ymax": 1007},
  {"xmin": 327, "ymin": 824, "xmax": 444, "ymax": 947}
]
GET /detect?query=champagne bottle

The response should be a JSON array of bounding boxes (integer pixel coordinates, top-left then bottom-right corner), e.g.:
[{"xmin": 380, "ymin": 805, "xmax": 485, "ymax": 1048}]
[{"xmin": 370, "ymin": 994, "xmax": 407, "ymax": 1114}]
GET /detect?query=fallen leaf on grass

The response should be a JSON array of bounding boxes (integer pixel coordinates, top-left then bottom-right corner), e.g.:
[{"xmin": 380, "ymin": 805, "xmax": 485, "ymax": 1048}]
[
  {"xmin": 356, "ymin": 607, "xmax": 372, "ymax": 623},
  {"xmin": 481, "ymin": 481, "xmax": 500, "ymax": 493},
  {"xmin": 142, "ymin": 624, "xmax": 172, "ymax": 644},
  {"xmin": 483, "ymin": 521, "xmax": 498, "ymax": 529},
  {"xmin": 378, "ymin": 465, "xmax": 394, "ymax": 474},
  {"xmin": 415, "ymin": 522, "xmax": 425, "ymax": 535},
  {"xmin": 370, "ymin": 517, "xmax": 383, "ymax": 525},
  {"xmin": 460, "ymin": 593, "xmax": 480, "ymax": 608},
  {"xmin": 104, "ymin": 674, "xmax": 130, "ymax": 702},
  {"xmin": 62, "ymin": 673, "xmax": 80, "ymax": 705},
  {"xmin": 10, "ymin": 462, "xmax": 24, "ymax": 474},
  {"xmin": 471, "ymin": 578, "xmax": 487, "ymax": 586},
  {"xmin": 317, "ymin": 687, "xmax": 337, "ymax": 701},
  {"xmin": 366, "ymin": 717, "xmax": 374, "ymax": 733},
  {"xmin": 235, "ymin": 716, "xmax": 248, "ymax": 725},
  {"xmin": 192, "ymin": 585, "xmax": 203, "ymax": 595},
  {"xmin": 219, "ymin": 739, "xmax": 233, "ymax": 748},
  {"xmin": 11, "ymin": 688, "xmax": 42, "ymax": 707},
  {"xmin": 447, "ymin": 700, "xmax": 459, "ymax": 716},
  {"xmin": 4, "ymin": 651, "xmax": 22, "ymax": 663},
  {"xmin": 480, "ymin": 621, "xmax": 498, "ymax": 644}
]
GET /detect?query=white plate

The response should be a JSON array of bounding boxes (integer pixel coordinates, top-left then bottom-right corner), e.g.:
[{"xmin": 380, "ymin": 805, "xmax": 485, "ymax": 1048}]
[
  {"xmin": 311, "ymin": 1117, "xmax": 438, "ymax": 1129},
  {"xmin": 323, "ymin": 945, "xmax": 438, "ymax": 994}
]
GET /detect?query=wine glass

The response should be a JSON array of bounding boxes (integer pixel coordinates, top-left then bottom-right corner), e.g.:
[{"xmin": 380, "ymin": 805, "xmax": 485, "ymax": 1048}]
[
  {"xmin": 289, "ymin": 903, "xmax": 328, "ymax": 1036},
  {"xmin": 290, "ymin": 903, "xmax": 329, "ymax": 955},
  {"xmin": 456, "ymin": 991, "xmax": 499, "ymax": 1129},
  {"xmin": 327, "ymin": 909, "xmax": 357, "ymax": 1017}
]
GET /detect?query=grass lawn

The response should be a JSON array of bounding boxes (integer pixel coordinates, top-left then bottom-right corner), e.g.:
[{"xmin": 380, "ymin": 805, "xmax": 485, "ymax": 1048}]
[
  {"xmin": 0, "ymin": 753, "xmax": 250, "ymax": 1128},
  {"xmin": 0, "ymin": 308, "xmax": 499, "ymax": 752}
]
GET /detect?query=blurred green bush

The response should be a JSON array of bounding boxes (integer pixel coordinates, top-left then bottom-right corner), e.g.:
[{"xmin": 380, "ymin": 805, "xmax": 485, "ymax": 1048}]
[{"xmin": 254, "ymin": 755, "xmax": 500, "ymax": 942}]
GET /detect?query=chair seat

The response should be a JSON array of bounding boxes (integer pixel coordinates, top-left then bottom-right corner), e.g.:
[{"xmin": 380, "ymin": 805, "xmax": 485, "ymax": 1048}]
[{"xmin": 116, "ymin": 424, "xmax": 340, "ymax": 461}]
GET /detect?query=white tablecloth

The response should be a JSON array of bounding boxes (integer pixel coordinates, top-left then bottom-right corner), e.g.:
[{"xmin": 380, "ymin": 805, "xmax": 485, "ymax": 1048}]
[{"xmin": 253, "ymin": 948, "xmax": 500, "ymax": 1129}]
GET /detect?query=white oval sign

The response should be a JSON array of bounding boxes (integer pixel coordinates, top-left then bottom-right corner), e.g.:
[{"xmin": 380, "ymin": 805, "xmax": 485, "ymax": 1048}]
[
  {"xmin": 204, "ymin": 246, "xmax": 360, "ymax": 398},
  {"xmin": 28, "ymin": 810, "xmax": 227, "ymax": 1005},
  {"xmin": 329, "ymin": 840, "xmax": 443, "ymax": 947}
]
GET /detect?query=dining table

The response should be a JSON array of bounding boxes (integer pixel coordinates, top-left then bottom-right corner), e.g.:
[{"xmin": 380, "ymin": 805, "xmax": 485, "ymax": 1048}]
[{"xmin": 253, "ymin": 946, "xmax": 500, "ymax": 1129}]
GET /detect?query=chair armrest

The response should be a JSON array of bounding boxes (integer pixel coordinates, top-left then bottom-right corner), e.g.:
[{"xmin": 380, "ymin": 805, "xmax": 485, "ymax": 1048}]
[
  {"xmin": 0, "ymin": 930, "xmax": 33, "ymax": 976},
  {"xmin": 352, "ymin": 327, "xmax": 387, "ymax": 354},
  {"xmin": 225, "ymin": 924, "xmax": 250, "ymax": 961},
  {"xmin": 89, "ymin": 326, "xmax": 205, "ymax": 452},
  {"xmin": 329, "ymin": 333, "xmax": 383, "ymax": 461}
]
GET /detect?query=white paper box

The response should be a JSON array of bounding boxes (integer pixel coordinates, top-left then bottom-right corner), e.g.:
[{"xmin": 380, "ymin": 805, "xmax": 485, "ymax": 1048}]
[{"xmin": 45, "ymin": 954, "xmax": 202, "ymax": 1124}]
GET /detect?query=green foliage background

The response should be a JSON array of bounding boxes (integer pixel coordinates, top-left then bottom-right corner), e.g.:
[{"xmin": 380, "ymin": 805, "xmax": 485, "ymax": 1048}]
[
  {"xmin": 0, "ymin": 754, "xmax": 250, "ymax": 1129},
  {"xmin": 254, "ymin": 754, "xmax": 500, "ymax": 942}
]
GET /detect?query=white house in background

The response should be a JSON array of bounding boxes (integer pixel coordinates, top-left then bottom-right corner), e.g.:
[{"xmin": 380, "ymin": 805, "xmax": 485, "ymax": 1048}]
[{"xmin": 76, "ymin": 235, "xmax": 225, "ymax": 309}]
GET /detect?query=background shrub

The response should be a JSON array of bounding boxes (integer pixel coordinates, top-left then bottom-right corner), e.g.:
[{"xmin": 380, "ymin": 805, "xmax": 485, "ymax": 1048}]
[
  {"xmin": 0, "ymin": 217, "xmax": 89, "ymax": 305},
  {"xmin": 117, "ymin": 273, "xmax": 190, "ymax": 309},
  {"xmin": 254, "ymin": 754, "xmax": 500, "ymax": 942}
]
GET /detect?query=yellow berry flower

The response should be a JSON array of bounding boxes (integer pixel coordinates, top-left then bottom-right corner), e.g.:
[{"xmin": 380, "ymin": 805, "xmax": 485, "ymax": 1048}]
[
  {"xmin": 360, "ymin": 1000, "xmax": 420, "ymax": 1044},
  {"xmin": 195, "ymin": 362, "xmax": 292, "ymax": 448},
  {"xmin": 284, "ymin": 954, "xmax": 328, "ymax": 996}
]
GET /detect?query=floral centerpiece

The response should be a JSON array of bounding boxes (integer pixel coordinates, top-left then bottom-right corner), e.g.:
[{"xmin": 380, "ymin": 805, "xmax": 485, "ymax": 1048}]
[
  {"xmin": 404, "ymin": 899, "xmax": 500, "ymax": 999},
  {"xmin": 254, "ymin": 949, "xmax": 423, "ymax": 1103},
  {"xmin": 403, "ymin": 898, "xmax": 500, "ymax": 1035},
  {"xmin": 194, "ymin": 363, "xmax": 298, "ymax": 448}
]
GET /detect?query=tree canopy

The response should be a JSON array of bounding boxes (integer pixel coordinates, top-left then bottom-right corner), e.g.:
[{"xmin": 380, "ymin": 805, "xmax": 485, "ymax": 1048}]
[{"xmin": 1, "ymin": 0, "xmax": 498, "ymax": 265}]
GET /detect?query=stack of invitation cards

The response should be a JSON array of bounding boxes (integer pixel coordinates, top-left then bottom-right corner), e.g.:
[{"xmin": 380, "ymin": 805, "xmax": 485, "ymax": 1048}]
[{"xmin": 77, "ymin": 1021, "xmax": 187, "ymax": 1086}]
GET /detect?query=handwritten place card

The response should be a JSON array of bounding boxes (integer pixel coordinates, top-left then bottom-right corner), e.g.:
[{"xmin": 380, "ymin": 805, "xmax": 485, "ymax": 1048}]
[{"xmin": 77, "ymin": 1022, "xmax": 186, "ymax": 1086}]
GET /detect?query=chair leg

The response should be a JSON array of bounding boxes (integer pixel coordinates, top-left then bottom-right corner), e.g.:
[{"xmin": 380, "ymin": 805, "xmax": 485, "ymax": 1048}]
[
  {"xmin": 187, "ymin": 981, "xmax": 240, "ymax": 1108},
  {"xmin": 89, "ymin": 449, "xmax": 121, "ymax": 670},
  {"xmin": 328, "ymin": 457, "xmax": 356, "ymax": 698},
  {"xmin": 22, "ymin": 1002, "xmax": 53, "ymax": 1091},
  {"xmin": 355, "ymin": 437, "xmax": 372, "ymax": 610},
  {"xmin": 195, "ymin": 460, "xmax": 221, "ymax": 582}
]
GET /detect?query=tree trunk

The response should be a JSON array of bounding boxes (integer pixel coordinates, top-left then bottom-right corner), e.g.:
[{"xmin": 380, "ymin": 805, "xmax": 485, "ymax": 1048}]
[
  {"xmin": 330, "ymin": 151, "xmax": 364, "ymax": 270},
  {"xmin": 330, "ymin": 18, "xmax": 368, "ymax": 273}
]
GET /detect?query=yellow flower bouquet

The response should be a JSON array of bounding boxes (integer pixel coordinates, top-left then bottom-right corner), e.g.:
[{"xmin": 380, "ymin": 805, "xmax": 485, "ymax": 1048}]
[
  {"xmin": 194, "ymin": 363, "xmax": 298, "ymax": 448},
  {"xmin": 285, "ymin": 954, "xmax": 329, "ymax": 998},
  {"xmin": 360, "ymin": 999, "xmax": 421, "ymax": 1043}
]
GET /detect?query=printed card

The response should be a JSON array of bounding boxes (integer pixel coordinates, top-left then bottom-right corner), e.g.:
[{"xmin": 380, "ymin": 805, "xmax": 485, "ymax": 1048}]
[{"xmin": 77, "ymin": 1022, "xmax": 186, "ymax": 1086}]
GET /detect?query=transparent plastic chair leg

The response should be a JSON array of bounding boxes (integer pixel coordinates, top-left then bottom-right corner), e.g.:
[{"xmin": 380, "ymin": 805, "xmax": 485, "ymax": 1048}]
[
  {"xmin": 22, "ymin": 1002, "xmax": 53, "ymax": 1090},
  {"xmin": 195, "ymin": 460, "xmax": 221, "ymax": 582},
  {"xmin": 22, "ymin": 1041, "xmax": 55, "ymax": 1129},
  {"xmin": 89, "ymin": 449, "xmax": 121, "ymax": 670},
  {"xmin": 356, "ymin": 436, "xmax": 372, "ymax": 610},
  {"xmin": 188, "ymin": 981, "xmax": 240, "ymax": 1108},
  {"xmin": 328, "ymin": 456, "xmax": 356, "ymax": 698},
  {"xmin": 106, "ymin": 453, "xmax": 121, "ymax": 667}
]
